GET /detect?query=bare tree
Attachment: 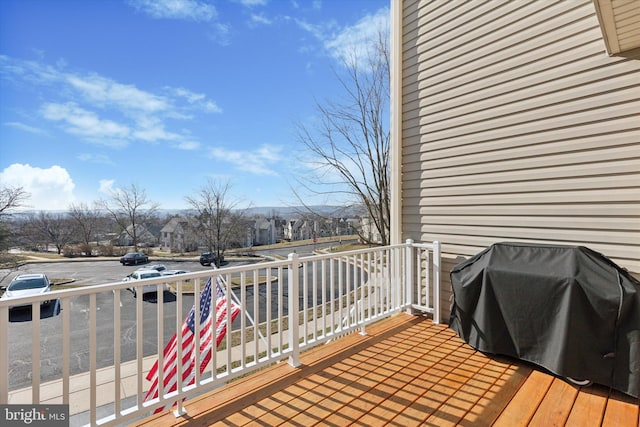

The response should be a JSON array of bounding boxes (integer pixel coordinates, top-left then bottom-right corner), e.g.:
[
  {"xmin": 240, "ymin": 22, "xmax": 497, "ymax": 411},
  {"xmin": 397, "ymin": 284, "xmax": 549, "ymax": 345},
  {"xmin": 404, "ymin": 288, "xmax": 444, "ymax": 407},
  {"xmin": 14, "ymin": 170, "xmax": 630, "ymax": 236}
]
[
  {"xmin": 31, "ymin": 211, "xmax": 75, "ymax": 255},
  {"xmin": 0, "ymin": 184, "xmax": 30, "ymax": 251},
  {"xmin": 295, "ymin": 29, "xmax": 390, "ymax": 245},
  {"xmin": 100, "ymin": 183, "xmax": 159, "ymax": 251},
  {"xmin": 185, "ymin": 179, "xmax": 243, "ymax": 266},
  {"xmin": 0, "ymin": 184, "xmax": 29, "ymax": 216},
  {"xmin": 69, "ymin": 202, "xmax": 106, "ymax": 255}
]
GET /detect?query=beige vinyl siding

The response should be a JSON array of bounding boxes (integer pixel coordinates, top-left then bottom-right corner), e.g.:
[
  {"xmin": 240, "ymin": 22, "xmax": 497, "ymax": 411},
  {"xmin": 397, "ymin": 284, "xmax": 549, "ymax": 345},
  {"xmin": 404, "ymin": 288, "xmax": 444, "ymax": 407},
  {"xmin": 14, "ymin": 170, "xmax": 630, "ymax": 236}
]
[{"xmin": 397, "ymin": 0, "xmax": 640, "ymax": 317}]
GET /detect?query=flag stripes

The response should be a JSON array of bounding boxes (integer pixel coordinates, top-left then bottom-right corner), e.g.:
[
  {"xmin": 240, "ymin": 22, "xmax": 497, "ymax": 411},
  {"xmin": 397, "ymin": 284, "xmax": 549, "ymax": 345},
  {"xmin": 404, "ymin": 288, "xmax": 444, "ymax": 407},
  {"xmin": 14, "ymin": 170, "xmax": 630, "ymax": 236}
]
[{"xmin": 143, "ymin": 276, "xmax": 240, "ymax": 413}]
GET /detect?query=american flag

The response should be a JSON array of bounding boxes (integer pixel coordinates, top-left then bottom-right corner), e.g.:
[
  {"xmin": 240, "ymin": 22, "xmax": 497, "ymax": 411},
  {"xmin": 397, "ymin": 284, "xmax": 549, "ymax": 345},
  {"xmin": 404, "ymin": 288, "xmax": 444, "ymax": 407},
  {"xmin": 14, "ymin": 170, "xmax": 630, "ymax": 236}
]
[{"xmin": 143, "ymin": 276, "xmax": 240, "ymax": 413}]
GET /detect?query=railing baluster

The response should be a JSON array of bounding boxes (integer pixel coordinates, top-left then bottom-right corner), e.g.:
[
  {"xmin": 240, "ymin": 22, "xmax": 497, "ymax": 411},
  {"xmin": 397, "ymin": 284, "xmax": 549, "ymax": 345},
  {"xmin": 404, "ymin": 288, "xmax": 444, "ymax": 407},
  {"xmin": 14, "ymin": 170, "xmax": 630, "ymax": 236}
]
[
  {"xmin": 136, "ymin": 285, "xmax": 144, "ymax": 409},
  {"xmin": 312, "ymin": 260, "xmax": 317, "ymax": 342},
  {"xmin": 322, "ymin": 259, "xmax": 327, "ymax": 339},
  {"xmin": 277, "ymin": 266, "xmax": 282, "ymax": 355},
  {"xmin": 302, "ymin": 261, "xmax": 308, "ymax": 345},
  {"xmin": 31, "ymin": 302, "xmax": 40, "ymax": 404},
  {"xmin": 224, "ymin": 272, "xmax": 233, "ymax": 375},
  {"xmin": 366, "ymin": 252, "xmax": 372, "ymax": 322},
  {"xmin": 266, "ymin": 267, "xmax": 272, "ymax": 358},
  {"xmin": 433, "ymin": 241, "xmax": 441, "ymax": 324},
  {"xmin": 330, "ymin": 259, "xmax": 335, "ymax": 334},
  {"xmin": 89, "ymin": 294, "xmax": 96, "ymax": 426},
  {"xmin": 61, "ymin": 298, "xmax": 70, "ymax": 406},
  {"xmin": 240, "ymin": 271, "xmax": 246, "ymax": 369},
  {"xmin": 193, "ymin": 278, "xmax": 201, "ymax": 389},
  {"xmin": 175, "ymin": 279, "xmax": 185, "ymax": 415},
  {"xmin": 253, "ymin": 269, "xmax": 259, "ymax": 364},
  {"xmin": 359, "ymin": 252, "xmax": 365, "ymax": 334},
  {"xmin": 114, "ymin": 290, "xmax": 122, "ymax": 416},
  {"xmin": 0, "ymin": 305, "xmax": 7, "ymax": 405},
  {"xmin": 156, "ymin": 283, "xmax": 165, "ymax": 411},
  {"xmin": 288, "ymin": 252, "xmax": 300, "ymax": 367}
]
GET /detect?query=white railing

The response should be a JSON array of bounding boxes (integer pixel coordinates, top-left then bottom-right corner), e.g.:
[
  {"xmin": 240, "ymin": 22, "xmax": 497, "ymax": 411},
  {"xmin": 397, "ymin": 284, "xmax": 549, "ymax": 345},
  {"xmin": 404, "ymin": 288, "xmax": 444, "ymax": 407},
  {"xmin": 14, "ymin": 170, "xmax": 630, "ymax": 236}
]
[{"xmin": 0, "ymin": 240, "xmax": 440, "ymax": 426}]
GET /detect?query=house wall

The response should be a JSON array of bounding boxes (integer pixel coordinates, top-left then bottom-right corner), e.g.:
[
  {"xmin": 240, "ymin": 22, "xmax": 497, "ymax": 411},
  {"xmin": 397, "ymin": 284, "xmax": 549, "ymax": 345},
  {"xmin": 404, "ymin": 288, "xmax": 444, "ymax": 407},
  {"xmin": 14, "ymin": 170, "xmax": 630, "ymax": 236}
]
[{"xmin": 395, "ymin": 0, "xmax": 640, "ymax": 319}]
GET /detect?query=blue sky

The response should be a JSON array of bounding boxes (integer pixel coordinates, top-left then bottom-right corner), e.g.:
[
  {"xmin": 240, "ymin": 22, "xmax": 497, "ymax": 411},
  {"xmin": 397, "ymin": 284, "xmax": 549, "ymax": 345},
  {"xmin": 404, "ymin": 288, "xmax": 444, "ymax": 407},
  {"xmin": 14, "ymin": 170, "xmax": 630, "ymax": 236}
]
[{"xmin": 0, "ymin": 0, "xmax": 389, "ymax": 211}]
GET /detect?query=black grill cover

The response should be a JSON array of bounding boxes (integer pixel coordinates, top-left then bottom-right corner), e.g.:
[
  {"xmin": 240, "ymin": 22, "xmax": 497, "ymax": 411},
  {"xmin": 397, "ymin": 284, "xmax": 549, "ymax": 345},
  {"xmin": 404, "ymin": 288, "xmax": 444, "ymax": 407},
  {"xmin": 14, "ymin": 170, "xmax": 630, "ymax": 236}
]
[{"xmin": 449, "ymin": 242, "xmax": 640, "ymax": 398}]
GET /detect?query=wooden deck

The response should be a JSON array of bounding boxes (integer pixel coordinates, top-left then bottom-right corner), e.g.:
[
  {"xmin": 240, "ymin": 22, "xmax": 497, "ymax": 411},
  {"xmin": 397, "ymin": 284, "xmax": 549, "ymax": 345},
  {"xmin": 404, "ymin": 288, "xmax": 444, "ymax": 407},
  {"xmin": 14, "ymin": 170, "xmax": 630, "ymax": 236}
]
[{"xmin": 133, "ymin": 313, "xmax": 639, "ymax": 426}]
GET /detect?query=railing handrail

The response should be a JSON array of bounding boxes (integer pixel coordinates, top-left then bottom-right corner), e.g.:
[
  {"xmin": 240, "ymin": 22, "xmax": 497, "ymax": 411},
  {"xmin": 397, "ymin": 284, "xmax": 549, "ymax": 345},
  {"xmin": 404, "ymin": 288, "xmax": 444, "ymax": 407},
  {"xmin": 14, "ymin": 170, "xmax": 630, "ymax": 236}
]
[{"xmin": 0, "ymin": 241, "xmax": 441, "ymax": 426}]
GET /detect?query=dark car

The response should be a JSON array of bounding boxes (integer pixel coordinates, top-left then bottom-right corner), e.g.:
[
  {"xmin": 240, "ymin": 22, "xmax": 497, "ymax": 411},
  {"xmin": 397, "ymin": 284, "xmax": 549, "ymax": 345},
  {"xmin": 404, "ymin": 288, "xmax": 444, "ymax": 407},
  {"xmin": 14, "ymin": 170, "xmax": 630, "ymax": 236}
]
[
  {"xmin": 120, "ymin": 252, "xmax": 149, "ymax": 266},
  {"xmin": 199, "ymin": 252, "xmax": 223, "ymax": 266}
]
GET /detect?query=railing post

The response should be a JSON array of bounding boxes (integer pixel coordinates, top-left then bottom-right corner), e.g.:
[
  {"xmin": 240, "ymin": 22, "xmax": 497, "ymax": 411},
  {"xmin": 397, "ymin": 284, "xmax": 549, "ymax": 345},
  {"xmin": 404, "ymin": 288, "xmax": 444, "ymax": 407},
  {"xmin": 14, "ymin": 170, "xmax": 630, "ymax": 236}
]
[
  {"xmin": 405, "ymin": 239, "xmax": 414, "ymax": 314},
  {"xmin": 288, "ymin": 253, "xmax": 301, "ymax": 367},
  {"xmin": 0, "ymin": 306, "xmax": 7, "ymax": 405},
  {"xmin": 433, "ymin": 241, "xmax": 441, "ymax": 324}
]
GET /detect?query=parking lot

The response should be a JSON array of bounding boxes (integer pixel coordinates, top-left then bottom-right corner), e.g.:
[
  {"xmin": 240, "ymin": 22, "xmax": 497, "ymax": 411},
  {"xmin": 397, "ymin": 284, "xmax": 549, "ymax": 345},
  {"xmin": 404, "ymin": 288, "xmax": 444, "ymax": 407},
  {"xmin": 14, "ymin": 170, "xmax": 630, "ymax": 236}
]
[
  {"xmin": 2, "ymin": 258, "xmax": 258, "ymax": 390},
  {"xmin": 0, "ymin": 258, "xmax": 216, "ymax": 289}
]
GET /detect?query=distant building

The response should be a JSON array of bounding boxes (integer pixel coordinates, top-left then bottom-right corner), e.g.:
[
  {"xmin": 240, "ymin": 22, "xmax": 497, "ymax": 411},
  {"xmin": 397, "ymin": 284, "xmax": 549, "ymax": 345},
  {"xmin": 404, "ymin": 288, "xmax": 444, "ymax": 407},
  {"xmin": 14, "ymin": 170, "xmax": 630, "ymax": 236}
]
[
  {"xmin": 118, "ymin": 224, "xmax": 156, "ymax": 247},
  {"xmin": 253, "ymin": 218, "xmax": 284, "ymax": 246},
  {"xmin": 160, "ymin": 217, "xmax": 199, "ymax": 253},
  {"xmin": 283, "ymin": 219, "xmax": 314, "ymax": 241}
]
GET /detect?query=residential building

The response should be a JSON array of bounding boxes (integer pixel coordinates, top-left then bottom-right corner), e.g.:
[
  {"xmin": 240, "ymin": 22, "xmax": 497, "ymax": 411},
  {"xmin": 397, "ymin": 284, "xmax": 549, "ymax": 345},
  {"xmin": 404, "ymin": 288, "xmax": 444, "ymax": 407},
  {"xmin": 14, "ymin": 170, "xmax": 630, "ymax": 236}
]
[
  {"xmin": 117, "ymin": 224, "xmax": 156, "ymax": 247},
  {"xmin": 159, "ymin": 217, "xmax": 199, "ymax": 253}
]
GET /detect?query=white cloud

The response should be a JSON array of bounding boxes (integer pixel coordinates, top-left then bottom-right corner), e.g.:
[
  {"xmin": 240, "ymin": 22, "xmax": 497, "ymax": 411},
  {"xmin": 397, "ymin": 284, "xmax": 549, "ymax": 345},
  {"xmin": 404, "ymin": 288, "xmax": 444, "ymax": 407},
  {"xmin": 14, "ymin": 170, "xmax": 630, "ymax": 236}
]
[
  {"xmin": 250, "ymin": 13, "xmax": 272, "ymax": 26},
  {"xmin": 1, "ymin": 56, "xmax": 222, "ymax": 150},
  {"xmin": 173, "ymin": 141, "xmax": 201, "ymax": 150},
  {"xmin": 169, "ymin": 87, "xmax": 222, "ymax": 113},
  {"xmin": 127, "ymin": 0, "xmax": 217, "ymax": 22},
  {"xmin": 131, "ymin": 116, "xmax": 181, "ymax": 142},
  {"xmin": 295, "ymin": 19, "xmax": 327, "ymax": 41},
  {"xmin": 41, "ymin": 103, "xmax": 130, "ymax": 145},
  {"xmin": 239, "ymin": 0, "xmax": 268, "ymax": 6},
  {"xmin": 66, "ymin": 74, "xmax": 169, "ymax": 113},
  {"xmin": 0, "ymin": 164, "xmax": 75, "ymax": 210},
  {"xmin": 4, "ymin": 122, "xmax": 48, "ymax": 135},
  {"xmin": 324, "ymin": 8, "xmax": 389, "ymax": 66},
  {"xmin": 296, "ymin": 7, "xmax": 389, "ymax": 67},
  {"xmin": 208, "ymin": 144, "xmax": 282, "ymax": 175},
  {"xmin": 77, "ymin": 153, "xmax": 114, "ymax": 165}
]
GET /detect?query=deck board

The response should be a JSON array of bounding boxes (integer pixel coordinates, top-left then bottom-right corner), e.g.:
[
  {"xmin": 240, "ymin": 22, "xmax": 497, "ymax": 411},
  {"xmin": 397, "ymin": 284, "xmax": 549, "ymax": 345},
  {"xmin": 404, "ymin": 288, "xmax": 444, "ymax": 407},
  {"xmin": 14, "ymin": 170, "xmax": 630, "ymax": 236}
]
[
  {"xmin": 528, "ymin": 378, "xmax": 579, "ymax": 426},
  {"xmin": 131, "ymin": 313, "xmax": 639, "ymax": 426},
  {"xmin": 601, "ymin": 390, "xmax": 640, "ymax": 427},
  {"xmin": 565, "ymin": 386, "xmax": 608, "ymax": 427}
]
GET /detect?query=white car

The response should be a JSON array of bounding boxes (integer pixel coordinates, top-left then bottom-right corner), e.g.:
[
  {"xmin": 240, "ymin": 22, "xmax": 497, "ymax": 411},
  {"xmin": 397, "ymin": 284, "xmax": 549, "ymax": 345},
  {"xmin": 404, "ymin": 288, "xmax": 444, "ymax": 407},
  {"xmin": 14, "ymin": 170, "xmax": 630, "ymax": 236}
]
[
  {"xmin": 161, "ymin": 269, "xmax": 189, "ymax": 276},
  {"xmin": 143, "ymin": 264, "xmax": 167, "ymax": 272},
  {"xmin": 1, "ymin": 273, "xmax": 51, "ymax": 307},
  {"xmin": 123, "ymin": 270, "xmax": 168, "ymax": 297},
  {"xmin": 161, "ymin": 269, "xmax": 192, "ymax": 283}
]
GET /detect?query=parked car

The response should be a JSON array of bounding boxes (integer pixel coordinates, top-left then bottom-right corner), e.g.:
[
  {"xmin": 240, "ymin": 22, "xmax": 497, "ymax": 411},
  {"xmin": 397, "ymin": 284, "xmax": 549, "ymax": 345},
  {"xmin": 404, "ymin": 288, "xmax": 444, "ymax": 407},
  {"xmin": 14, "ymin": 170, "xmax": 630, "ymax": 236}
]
[
  {"xmin": 161, "ymin": 269, "xmax": 192, "ymax": 282},
  {"xmin": 122, "ymin": 269, "xmax": 168, "ymax": 297},
  {"xmin": 200, "ymin": 252, "xmax": 223, "ymax": 266},
  {"xmin": 161, "ymin": 269, "xmax": 189, "ymax": 276},
  {"xmin": 120, "ymin": 252, "xmax": 149, "ymax": 266},
  {"xmin": 0, "ymin": 273, "xmax": 51, "ymax": 307},
  {"xmin": 143, "ymin": 264, "xmax": 166, "ymax": 272}
]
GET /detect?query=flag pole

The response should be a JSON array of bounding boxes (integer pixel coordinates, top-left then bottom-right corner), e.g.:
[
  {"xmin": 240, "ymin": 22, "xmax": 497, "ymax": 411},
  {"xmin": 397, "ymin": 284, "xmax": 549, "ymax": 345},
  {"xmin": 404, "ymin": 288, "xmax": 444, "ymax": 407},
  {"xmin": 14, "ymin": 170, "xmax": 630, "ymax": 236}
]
[{"xmin": 213, "ymin": 265, "xmax": 270, "ymax": 351}]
